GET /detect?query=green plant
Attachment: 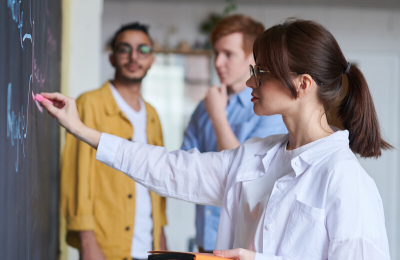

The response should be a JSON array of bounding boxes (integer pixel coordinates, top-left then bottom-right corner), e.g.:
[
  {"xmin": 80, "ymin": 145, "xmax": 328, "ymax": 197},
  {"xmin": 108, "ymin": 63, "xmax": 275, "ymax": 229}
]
[{"xmin": 199, "ymin": 0, "xmax": 237, "ymax": 35}]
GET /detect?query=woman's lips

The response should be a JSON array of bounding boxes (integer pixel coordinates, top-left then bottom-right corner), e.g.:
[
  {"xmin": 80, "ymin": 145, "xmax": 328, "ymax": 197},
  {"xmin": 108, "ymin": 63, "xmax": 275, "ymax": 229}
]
[{"xmin": 251, "ymin": 93, "xmax": 259, "ymax": 102}]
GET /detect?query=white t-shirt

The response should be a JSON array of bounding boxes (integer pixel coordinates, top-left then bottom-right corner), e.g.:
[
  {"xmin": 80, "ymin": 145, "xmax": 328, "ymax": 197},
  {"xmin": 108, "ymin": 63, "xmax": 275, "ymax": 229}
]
[
  {"xmin": 109, "ymin": 84, "xmax": 153, "ymax": 259},
  {"xmin": 234, "ymin": 138, "xmax": 324, "ymax": 251}
]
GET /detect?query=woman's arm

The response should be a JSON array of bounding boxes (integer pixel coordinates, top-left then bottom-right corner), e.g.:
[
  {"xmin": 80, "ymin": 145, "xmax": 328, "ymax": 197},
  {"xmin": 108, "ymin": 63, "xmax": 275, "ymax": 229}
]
[
  {"xmin": 40, "ymin": 92, "xmax": 232, "ymax": 205},
  {"xmin": 96, "ymin": 133, "xmax": 231, "ymax": 205}
]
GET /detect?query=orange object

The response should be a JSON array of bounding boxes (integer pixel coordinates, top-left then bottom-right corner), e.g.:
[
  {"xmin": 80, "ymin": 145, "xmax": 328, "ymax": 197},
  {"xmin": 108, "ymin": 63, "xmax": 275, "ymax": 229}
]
[{"xmin": 148, "ymin": 251, "xmax": 234, "ymax": 260}]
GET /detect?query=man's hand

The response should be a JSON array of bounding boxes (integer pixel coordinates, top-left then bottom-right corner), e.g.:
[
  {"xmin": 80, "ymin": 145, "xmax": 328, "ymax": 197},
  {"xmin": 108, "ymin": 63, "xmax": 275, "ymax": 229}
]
[
  {"xmin": 203, "ymin": 84, "xmax": 240, "ymax": 151},
  {"xmin": 213, "ymin": 248, "xmax": 256, "ymax": 260},
  {"xmin": 160, "ymin": 227, "xmax": 168, "ymax": 250},
  {"xmin": 80, "ymin": 231, "xmax": 107, "ymax": 260},
  {"xmin": 204, "ymin": 84, "xmax": 228, "ymax": 122}
]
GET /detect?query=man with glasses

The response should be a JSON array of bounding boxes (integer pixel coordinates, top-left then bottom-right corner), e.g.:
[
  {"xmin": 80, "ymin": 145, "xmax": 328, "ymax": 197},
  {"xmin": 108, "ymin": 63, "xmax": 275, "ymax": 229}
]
[
  {"xmin": 60, "ymin": 22, "xmax": 167, "ymax": 260},
  {"xmin": 181, "ymin": 15, "xmax": 287, "ymax": 253}
]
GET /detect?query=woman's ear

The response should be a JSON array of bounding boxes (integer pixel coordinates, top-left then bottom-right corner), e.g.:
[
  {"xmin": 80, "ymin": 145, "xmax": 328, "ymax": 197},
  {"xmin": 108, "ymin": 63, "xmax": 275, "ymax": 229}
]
[{"xmin": 296, "ymin": 74, "xmax": 314, "ymax": 98}]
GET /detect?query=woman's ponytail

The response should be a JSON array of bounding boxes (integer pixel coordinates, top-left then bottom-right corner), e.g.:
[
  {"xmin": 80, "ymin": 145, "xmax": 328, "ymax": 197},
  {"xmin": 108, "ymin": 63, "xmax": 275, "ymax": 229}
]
[{"xmin": 338, "ymin": 64, "xmax": 393, "ymax": 158}]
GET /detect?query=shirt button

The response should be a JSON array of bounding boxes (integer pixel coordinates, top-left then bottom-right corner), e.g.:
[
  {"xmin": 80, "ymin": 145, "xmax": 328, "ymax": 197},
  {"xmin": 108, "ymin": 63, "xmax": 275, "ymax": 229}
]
[
  {"xmin": 128, "ymin": 137, "xmax": 132, "ymax": 141},
  {"xmin": 125, "ymin": 226, "xmax": 130, "ymax": 231},
  {"xmin": 123, "ymin": 258, "xmax": 128, "ymax": 260},
  {"xmin": 206, "ymin": 210, "xmax": 212, "ymax": 216},
  {"xmin": 128, "ymin": 194, "xmax": 132, "ymax": 199},
  {"xmin": 295, "ymin": 161, "xmax": 301, "ymax": 166}
]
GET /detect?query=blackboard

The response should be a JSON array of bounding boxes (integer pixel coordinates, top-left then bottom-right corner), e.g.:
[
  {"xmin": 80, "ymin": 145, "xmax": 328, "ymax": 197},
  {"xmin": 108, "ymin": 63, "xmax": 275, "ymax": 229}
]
[{"xmin": 0, "ymin": 0, "xmax": 61, "ymax": 259}]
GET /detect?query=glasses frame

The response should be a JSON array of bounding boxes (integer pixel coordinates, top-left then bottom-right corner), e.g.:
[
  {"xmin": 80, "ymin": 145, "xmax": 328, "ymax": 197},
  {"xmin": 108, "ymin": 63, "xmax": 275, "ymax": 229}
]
[
  {"xmin": 114, "ymin": 43, "xmax": 153, "ymax": 60},
  {"xmin": 249, "ymin": 64, "xmax": 323, "ymax": 87}
]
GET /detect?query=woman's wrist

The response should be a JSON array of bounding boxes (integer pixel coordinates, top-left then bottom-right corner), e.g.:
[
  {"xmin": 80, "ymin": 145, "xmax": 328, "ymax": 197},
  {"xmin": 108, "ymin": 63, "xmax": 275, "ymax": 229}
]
[{"xmin": 73, "ymin": 123, "xmax": 102, "ymax": 150}]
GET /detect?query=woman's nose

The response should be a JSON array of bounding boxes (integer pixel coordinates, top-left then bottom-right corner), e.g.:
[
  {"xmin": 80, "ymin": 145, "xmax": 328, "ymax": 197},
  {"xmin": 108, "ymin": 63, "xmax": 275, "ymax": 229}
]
[{"xmin": 246, "ymin": 75, "xmax": 257, "ymax": 89}]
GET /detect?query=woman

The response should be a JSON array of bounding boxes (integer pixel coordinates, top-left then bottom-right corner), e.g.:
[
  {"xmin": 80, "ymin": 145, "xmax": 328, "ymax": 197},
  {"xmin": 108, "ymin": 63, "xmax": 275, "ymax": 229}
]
[{"xmin": 41, "ymin": 19, "xmax": 392, "ymax": 260}]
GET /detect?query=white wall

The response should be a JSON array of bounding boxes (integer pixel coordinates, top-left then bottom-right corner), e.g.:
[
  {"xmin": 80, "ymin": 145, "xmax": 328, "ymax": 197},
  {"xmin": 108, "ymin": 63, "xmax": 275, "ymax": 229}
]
[
  {"xmin": 68, "ymin": 0, "xmax": 104, "ymax": 98},
  {"xmin": 64, "ymin": 2, "xmax": 104, "ymax": 260},
  {"xmin": 62, "ymin": 1, "xmax": 400, "ymax": 259}
]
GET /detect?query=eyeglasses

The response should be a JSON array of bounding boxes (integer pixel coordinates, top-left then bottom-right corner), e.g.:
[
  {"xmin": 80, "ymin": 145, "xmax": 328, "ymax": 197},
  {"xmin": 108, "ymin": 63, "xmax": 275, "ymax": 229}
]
[
  {"xmin": 114, "ymin": 43, "xmax": 153, "ymax": 59},
  {"xmin": 249, "ymin": 65, "xmax": 323, "ymax": 87},
  {"xmin": 249, "ymin": 65, "xmax": 267, "ymax": 87}
]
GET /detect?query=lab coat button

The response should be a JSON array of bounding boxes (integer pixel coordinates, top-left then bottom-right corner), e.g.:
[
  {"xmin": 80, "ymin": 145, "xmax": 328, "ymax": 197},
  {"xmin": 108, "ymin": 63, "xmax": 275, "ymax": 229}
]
[
  {"xmin": 276, "ymin": 183, "xmax": 281, "ymax": 189},
  {"xmin": 295, "ymin": 161, "xmax": 301, "ymax": 166},
  {"xmin": 266, "ymin": 224, "xmax": 273, "ymax": 230}
]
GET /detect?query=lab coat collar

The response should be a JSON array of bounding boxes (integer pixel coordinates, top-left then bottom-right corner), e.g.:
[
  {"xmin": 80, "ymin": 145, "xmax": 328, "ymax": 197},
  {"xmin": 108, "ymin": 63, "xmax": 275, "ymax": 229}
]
[
  {"xmin": 242, "ymin": 130, "xmax": 350, "ymax": 180},
  {"xmin": 297, "ymin": 130, "xmax": 350, "ymax": 170}
]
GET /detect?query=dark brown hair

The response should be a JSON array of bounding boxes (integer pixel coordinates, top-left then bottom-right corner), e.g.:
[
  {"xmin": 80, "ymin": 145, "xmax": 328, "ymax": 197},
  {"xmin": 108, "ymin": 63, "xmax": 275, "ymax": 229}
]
[
  {"xmin": 211, "ymin": 14, "xmax": 264, "ymax": 55},
  {"xmin": 254, "ymin": 18, "xmax": 392, "ymax": 158}
]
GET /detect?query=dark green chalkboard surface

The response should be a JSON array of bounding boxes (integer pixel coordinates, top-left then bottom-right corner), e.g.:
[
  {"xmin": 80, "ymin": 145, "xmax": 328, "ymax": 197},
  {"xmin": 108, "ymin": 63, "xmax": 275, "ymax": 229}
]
[{"xmin": 1, "ymin": 0, "xmax": 61, "ymax": 259}]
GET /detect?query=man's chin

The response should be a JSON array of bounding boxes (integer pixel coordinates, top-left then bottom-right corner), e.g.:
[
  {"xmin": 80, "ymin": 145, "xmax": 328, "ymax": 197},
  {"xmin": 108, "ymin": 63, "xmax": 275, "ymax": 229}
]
[
  {"xmin": 120, "ymin": 74, "xmax": 145, "ymax": 83},
  {"xmin": 125, "ymin": 77, "xmax": 143, "ymax": 83}
]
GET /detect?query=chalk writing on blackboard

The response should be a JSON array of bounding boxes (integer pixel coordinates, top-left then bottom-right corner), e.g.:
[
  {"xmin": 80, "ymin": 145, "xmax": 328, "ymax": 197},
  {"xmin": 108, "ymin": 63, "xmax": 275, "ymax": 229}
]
[
  {"xmin": 7, "ymin": 83, "xmax": 27, "ymax": 172},
  {"xmin": 7, "ymin": 0, "xmax": 32, "ymax": 48},
  {"xmin": 6, "ymin": 0, "xmax": 56, "ymax": 172}
]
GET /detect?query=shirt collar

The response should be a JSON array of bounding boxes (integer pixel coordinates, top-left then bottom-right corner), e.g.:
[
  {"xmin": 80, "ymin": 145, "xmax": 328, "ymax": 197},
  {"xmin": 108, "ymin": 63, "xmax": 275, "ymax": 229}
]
[
  {"xmin": 253, "ymin": 130, "xmax": 350, "ymax": 178},
  {"xmin": 298, "ymin": 130, "xmax": 350, "ymax": 166},
  {"xmin": 232, "ymin": 87, "xmax": 253, "ymax": 108}
]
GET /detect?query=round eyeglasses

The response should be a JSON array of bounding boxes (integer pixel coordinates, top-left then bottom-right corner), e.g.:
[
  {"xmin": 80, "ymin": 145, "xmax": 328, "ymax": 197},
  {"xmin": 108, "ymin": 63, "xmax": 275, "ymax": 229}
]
[
  {"xmin": 249, "ymin": 65, "xmax": 323, "ymax": 87},
  {"xmin": 114, "ymin": 43, "xmax": 153, "ymax": 59}
]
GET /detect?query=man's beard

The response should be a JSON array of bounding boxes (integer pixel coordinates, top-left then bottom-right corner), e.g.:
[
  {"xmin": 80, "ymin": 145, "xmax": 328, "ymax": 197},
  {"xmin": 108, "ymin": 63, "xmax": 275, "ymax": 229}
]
[
  {"xmin": 116, "ymin": 70, "xmax": 148, "ymax": 83},
  {"xmin": 122, "ymin": 75, "xmax": 144, "ymax": 83}
]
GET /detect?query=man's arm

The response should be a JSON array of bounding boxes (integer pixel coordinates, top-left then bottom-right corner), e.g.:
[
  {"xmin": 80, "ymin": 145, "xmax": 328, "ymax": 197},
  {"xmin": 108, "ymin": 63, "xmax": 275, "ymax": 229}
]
[
  {"xmin": 209, "ymin": 113, "xmax": 240, "ymax": 151},
  {"xmin": 204, "ymin": 84, "xmax": 240, "ymax": 151},
  {"xmin": 80, "ymin": 231, "xmax": 106, "ymax": 260},
  {"xmin": 160, "ymin": 228, "xmax": 167, "ymax": 251}
]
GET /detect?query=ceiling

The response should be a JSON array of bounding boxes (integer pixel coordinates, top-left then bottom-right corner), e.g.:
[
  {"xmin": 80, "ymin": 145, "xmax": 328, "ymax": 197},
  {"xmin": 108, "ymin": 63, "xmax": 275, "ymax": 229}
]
[{"xmin": 105, "ymin": 0, "xmax": 400, "ymax": 9}]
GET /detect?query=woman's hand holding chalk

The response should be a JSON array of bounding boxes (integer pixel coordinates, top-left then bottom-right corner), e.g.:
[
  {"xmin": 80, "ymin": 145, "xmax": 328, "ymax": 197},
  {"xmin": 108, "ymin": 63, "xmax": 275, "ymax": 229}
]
[
  {"xmin": 39, "ymin": 92, "xmax": 102, "ymax": 150},
  {"xmin": 34, "ymin": 94, "xmax": 54, "ymax": 105}
]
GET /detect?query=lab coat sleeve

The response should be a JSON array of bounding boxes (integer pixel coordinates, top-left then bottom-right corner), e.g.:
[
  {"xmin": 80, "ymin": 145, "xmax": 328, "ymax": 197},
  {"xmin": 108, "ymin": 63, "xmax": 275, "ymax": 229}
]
[{"xmin": 96, "ymin": 133, "xmax": 234, "ymax": 206}]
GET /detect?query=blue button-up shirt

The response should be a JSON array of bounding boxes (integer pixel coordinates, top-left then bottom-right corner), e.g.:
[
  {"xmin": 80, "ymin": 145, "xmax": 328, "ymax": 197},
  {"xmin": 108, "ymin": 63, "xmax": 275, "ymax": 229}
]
[{"xmin": 181, "ymin": 87, "xmax": 287, "ymax": 251}]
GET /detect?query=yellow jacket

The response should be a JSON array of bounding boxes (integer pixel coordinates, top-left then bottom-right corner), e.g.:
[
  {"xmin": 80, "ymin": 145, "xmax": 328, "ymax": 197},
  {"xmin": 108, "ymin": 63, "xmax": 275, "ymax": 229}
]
[{"xmin": 61, "ymin": 82, "xmax": 167, "ymax": 260}]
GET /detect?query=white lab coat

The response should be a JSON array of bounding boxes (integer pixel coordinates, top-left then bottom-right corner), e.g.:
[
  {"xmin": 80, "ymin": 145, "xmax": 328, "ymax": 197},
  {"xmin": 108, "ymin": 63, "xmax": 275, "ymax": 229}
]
[{"xmin": 96, "ymin": 130, "xmax": 390, "ymax": 260}]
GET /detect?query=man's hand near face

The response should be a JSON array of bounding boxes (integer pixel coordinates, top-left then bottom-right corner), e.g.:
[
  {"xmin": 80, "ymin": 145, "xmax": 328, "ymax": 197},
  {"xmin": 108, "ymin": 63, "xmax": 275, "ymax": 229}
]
[
  {"xmin": 204, "ymin": 83, "xmax": 228, "ymax": 122},
  {"xmin": 204, "ymin": 84, "xmax": 240, "ymax": 151}
]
